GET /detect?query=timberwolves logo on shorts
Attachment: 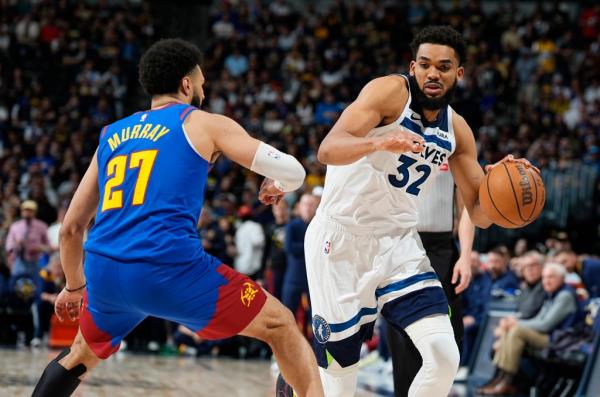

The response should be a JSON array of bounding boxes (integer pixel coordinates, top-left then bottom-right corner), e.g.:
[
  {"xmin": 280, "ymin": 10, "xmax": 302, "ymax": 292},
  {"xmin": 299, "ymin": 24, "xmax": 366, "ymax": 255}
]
[{"xmin": 312, "ymin": 314, "xmax": 330, "ymax": 344}]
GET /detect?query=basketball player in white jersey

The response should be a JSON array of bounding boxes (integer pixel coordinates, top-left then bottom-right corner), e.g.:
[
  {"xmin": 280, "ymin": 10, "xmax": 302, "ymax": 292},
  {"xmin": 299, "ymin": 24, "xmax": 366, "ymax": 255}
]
[{"xmin": 300, "ymin": 26, "xmax": 536, "ymax": 396}]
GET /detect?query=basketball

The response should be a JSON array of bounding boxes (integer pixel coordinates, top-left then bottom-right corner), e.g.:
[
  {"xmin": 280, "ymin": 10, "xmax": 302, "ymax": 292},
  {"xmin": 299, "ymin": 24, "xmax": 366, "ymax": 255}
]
[{"xmin": 479, "ymin": 161, "xmax": 545, "ymax": 228}]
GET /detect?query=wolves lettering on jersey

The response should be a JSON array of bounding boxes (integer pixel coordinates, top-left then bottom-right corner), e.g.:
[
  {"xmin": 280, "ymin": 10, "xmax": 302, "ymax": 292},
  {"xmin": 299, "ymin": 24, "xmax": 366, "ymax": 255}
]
[
  {"xmin": 317, "ymin": 74, "xmax": 456, "ymax": 231},
  {"xmin": 417, "ymin": 144, "xmax": 447, "ymax": 167}
]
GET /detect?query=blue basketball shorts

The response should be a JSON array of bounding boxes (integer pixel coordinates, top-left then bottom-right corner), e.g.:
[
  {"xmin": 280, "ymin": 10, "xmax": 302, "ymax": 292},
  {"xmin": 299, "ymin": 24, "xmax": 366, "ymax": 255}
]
[{"xmin": 79, "ymin": 251, "xmax": 266, "ymax": 359}]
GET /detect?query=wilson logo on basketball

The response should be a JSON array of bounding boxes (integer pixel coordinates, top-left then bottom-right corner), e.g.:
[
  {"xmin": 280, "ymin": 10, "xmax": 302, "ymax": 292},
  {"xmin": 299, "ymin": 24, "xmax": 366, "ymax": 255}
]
[
  {"xmin": 241, "ymin": 282, "xmax": 258, "ymax": 307},
  {"xmin": 516, "ymin": 164, "xmax": 533, "ymax": 205},
  {"xmin": 479, "ymin": 160, "xmax": 545, "ymax": 229}
]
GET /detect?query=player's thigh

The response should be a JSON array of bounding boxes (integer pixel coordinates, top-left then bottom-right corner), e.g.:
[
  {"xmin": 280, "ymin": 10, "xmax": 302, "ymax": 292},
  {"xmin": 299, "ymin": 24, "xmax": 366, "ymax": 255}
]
[{"xmin": 152, "ymin": 260, "xmax": 268, "ymax": 340}]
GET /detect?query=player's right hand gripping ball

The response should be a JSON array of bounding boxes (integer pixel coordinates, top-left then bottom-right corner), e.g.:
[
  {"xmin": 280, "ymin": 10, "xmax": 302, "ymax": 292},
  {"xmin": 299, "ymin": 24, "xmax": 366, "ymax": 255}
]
[{"xmin": 479, "ymin": 161, "xmax": 545, "ymax": 228}]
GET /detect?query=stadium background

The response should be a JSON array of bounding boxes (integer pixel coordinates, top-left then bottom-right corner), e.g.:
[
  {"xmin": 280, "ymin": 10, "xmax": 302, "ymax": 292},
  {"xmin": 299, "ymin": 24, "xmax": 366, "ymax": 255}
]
[{"xmin": 0, "ymin": 0, "xmax": 599, "ymax": 396}]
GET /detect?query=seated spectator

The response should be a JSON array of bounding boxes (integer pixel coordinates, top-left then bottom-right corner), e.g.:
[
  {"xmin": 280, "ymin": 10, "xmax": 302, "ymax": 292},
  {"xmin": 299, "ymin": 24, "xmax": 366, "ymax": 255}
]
[
  {"xmin": 32, "ymin": 252, "xmax": 65, "ymax": 346},
  {"xmin": 492, "ymin": 251, "xmax": 546, "ymax": 352},
  {"xmin": 224, "ymin": 47, "xmax": 249, "ymax": 77},
  {"xmin": 478, "ymin": 263, "xmax": 577, "ymax": 395},
  {"xmin": 314, "ymin": 92, "xmax": 343, "ymax": 126},
  {"xmin": 461, "ymin": 251, "xmax": 492, "ymax": 365},
  {"xmin": 486, "ymin": 247, "xmax": 520, "ymax": 296},
  {"xmin": 555, "ymin": 248, "xmax": 600, "ymax": 298},
  {"xmin": 515, "ymin": 251, "xmax": 546, "ymax": 320}
]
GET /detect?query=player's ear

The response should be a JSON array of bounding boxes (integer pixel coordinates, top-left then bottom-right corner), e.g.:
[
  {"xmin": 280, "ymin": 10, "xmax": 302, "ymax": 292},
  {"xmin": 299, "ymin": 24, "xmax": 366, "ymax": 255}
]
[
  {"xmin": 181, "ymin": 76, "xmax": 192, "ymax": 97},
  {"xmin": 409, "ymin": 60, "xmax": 416, "ymax": 76},
  {"xmin": 456, "ymin": 66, "xmax": 464, "ymax": 81}
]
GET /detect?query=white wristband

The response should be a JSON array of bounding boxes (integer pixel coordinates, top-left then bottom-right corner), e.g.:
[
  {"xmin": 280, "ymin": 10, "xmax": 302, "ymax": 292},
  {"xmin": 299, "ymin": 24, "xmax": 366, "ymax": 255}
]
[{"xmin": 250, "ymin": 142, "xmax": 306, "ymax": 192}]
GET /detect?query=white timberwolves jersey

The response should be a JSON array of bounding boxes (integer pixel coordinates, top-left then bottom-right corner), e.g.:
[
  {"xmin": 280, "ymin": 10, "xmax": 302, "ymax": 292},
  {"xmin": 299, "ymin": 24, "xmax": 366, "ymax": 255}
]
[{"xmin": 318, "ymin": 75, "xmax": 457, "ymax": 232}]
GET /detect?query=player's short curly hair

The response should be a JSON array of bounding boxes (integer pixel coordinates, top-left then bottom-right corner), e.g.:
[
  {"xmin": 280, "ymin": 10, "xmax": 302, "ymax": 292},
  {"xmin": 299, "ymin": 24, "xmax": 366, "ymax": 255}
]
[
  {"xmin": 410, "ymin": 26, "xmax": 466, "ymax": 66},
  {"xmin": 138, "ymin": 38, "xmax": 203, "ymax": 96}
]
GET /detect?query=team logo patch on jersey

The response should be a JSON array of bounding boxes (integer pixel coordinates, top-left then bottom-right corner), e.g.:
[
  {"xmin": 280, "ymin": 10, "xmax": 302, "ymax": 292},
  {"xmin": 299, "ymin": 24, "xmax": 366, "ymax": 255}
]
[
  {"xmin": 312, "ymin": 314, "xmax": 331, "ymax": 344},
  {"xmin": 323, "ymin": 240, "xmax": 331, "ymax": 254},
  {"xmin": 240, "ymin": 281, "xmax": 259, "ymax": 307}
]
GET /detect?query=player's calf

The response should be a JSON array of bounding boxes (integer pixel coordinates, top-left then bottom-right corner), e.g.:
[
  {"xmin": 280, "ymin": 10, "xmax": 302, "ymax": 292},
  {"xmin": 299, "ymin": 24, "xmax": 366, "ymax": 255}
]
[
  {"xmin": 31, "ymin": 330, "xmax": 101, "ymax": 397},
  {"xmin": 405, "ymin": 315, "xmax": 460, "ymax": 397},
  {"xmin": 31, "ymin": 348, "xmax": 87, "ymax": 397},
  {"xmin": 241, "ymin": 294, "xmax": 324, "ymax": 397}
]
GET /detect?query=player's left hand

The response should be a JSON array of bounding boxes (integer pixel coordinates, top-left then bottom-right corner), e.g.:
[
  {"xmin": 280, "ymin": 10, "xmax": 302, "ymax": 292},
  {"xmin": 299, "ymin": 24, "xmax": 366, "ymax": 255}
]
[
  {"xmin": 485, "ymin": 154, "xmax": 540, "ymax": 175},
  {"xmin": 258, "ymin": 178, "xmax": 284, "ymax": 205},
  {"xmin": 55, "ymin": 287, "xmax": 85, "ymax": 322},
  {"xmin": 452, "ymin": 255, "xmax": 472, "ymax": 294}
]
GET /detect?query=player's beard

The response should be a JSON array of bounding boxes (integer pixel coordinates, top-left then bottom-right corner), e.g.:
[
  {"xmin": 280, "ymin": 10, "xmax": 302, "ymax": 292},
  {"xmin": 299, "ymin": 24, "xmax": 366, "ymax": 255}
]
[
  {"xmin": 191, "ymin": 93, "xmax": 202, "ymax": 108},
  {"xmin": 409, "ymin": 75, "xmax": 457, "ymax": 111}
]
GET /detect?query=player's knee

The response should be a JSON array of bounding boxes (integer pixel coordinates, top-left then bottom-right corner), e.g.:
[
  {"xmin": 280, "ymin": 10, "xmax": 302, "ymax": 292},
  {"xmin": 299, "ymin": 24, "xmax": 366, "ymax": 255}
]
[
  {"xmin": 423, "ymin": 335, "xmax": 459, "ymax": 381},
  {"xmin": 260, "ymin": 301, "xmax": 296, "ymax": 344}
]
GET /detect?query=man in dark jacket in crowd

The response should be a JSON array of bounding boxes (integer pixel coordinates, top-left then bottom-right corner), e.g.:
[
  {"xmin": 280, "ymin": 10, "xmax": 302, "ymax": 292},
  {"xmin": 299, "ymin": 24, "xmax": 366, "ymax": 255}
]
[{"xmin": 461, "ymin": 251, "xmax": 492, "ymax": 365}]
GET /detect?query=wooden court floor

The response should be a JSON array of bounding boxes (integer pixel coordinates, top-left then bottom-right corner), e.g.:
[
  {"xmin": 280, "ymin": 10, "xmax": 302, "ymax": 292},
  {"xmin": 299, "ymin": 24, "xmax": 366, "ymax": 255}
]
[{"xmin": 0, "ymin": 348, "xmax": 384, "ymax": 397}]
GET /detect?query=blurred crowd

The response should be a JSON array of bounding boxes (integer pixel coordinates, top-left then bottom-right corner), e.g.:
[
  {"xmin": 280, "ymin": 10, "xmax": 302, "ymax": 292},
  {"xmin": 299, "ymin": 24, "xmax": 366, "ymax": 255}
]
[
  {"xmin": 201, "ymin": 0, "xmax": 600, "ymax": 252},
  {"xmin": 0, "ymin": 0, "xmax": 599, "ymax": 369},
  {"xmin": 458, "ymin": 239, "xmax": 600, "ymax": 394}
]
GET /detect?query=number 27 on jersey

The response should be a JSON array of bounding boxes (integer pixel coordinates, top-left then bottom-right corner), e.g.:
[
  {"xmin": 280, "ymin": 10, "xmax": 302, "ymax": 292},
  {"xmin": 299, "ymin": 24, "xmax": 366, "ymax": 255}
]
[{"xmin": 101, "ymin": 150, "xmax": 158, "ymax": 212}]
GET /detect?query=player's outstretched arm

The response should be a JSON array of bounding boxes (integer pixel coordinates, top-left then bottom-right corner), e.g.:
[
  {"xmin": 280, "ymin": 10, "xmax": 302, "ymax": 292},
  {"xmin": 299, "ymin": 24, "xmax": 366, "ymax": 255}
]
[
  {"xmin": 54, "ymin": 151, "xmax": 100, "ymax": 321},
  {"xmin": 61, "ymin": 151, "xmax": 99, "ymax": 287},
  {"xmin": 317, "ymin": 76, "xmax": 423, "ymax": 165},
  {"xmin": 189, "ymin": 111, "xmax": 305, "ymax": 193},
  {"xmin": 449, "ymin": 115, "xmax": 493, "ymax": 229}
]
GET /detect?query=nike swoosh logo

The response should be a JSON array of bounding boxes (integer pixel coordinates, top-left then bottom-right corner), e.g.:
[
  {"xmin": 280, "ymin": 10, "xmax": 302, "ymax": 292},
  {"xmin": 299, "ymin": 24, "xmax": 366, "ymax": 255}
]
[{"xmin": 410, "ymin": 113, "xmax": 421, "ymax": 121}]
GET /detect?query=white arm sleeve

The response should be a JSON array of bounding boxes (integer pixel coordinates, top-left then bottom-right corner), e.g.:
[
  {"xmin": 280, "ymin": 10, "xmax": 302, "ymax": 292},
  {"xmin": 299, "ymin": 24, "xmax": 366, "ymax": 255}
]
[{"xmin": 250, "ymin": 142, "xmax": 306, "ymax": 192}]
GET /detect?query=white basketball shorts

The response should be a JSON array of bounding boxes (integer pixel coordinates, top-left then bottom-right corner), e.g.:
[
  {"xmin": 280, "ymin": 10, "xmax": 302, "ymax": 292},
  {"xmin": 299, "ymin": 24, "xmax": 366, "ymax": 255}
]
[{"xmin": 305, "ymin": 213, "xmax": 449, "ymax": 369}]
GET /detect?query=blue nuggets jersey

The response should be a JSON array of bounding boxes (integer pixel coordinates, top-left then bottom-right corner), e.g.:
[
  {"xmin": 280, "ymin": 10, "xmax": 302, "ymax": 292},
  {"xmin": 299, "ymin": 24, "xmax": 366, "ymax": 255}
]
[{"xmin": 85, "ymin": 103, "xmax": 209, "ymax": 264}]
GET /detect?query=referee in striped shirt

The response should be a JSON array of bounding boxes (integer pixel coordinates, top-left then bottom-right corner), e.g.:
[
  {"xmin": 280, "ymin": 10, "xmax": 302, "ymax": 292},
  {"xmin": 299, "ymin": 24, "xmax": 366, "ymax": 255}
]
[{"xmin": 387, "ymin": 170, "xmax": 475, "ymax": 397}]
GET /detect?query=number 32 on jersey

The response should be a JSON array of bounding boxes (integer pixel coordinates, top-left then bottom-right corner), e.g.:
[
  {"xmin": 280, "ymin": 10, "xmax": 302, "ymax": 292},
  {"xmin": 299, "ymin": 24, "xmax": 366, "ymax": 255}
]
[
  {"xmin": 101, "ymin": 150, "xmax": 158, "ymax": 211},
  {"xmin": 388, "ymin": 154, "xmax": 431, "ymax": 196}
]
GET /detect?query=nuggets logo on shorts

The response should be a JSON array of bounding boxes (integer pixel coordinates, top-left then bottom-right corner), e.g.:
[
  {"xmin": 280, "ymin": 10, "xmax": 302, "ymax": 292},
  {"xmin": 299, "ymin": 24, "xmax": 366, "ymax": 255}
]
[
  {"xmin": 312, "ymin": 314, "xmax": 331, "ymax": 344},
  {"xmin": 240, "ymin": 281, "xmax": 258, "ymax": 307}
]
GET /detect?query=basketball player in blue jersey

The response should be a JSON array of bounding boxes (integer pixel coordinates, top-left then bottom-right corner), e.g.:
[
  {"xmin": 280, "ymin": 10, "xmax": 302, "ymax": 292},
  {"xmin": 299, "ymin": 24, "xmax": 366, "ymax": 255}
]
[
  {"xmin": 31, "ymin": 39, "xmax": 324, "ymax": 397},
  {"xmin": 290, "ymin": 26, "xmax": 539, "ymax": 397}
]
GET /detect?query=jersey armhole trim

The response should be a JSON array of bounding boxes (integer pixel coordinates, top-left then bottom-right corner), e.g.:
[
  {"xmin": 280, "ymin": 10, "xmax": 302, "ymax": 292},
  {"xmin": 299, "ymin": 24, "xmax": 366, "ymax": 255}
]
[
  {"xmin": 180, "ymin": 105, "xmax": 197, "ymax": 122},
  {"xmin": 181, "ymin": 123, "xmax": 210, "ymax": 164},
  {"xmin": 100, "ymin": 125, "xmax": 109, "ymax": 139}
]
